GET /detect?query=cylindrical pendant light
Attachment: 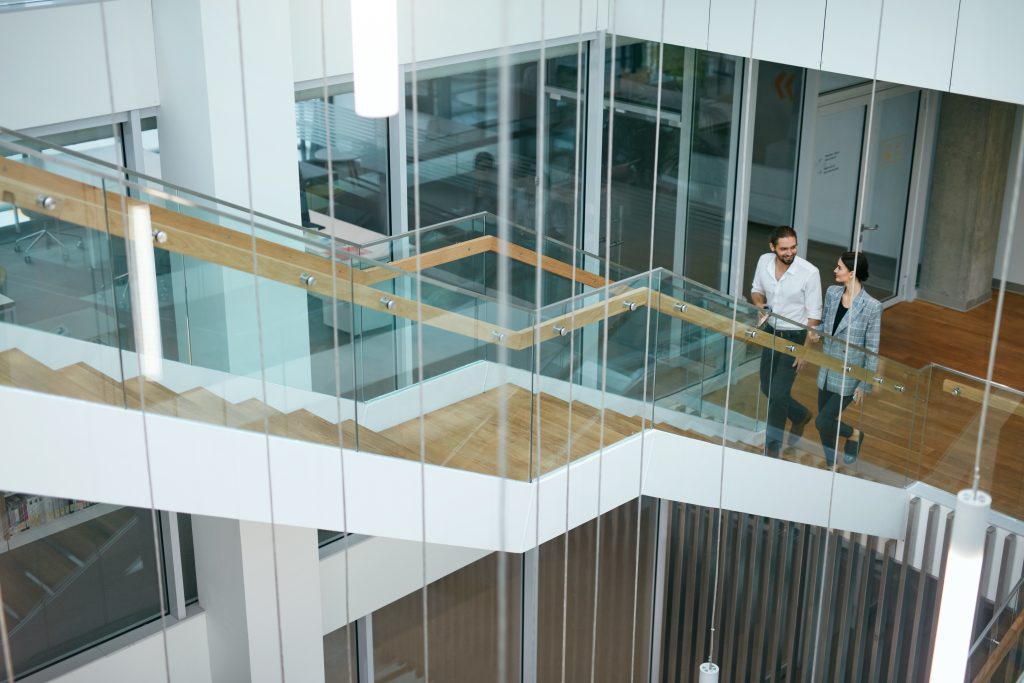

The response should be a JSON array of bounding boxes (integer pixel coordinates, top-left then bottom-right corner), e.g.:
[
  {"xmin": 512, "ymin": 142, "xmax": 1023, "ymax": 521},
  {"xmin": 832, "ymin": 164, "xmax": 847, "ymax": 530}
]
[
  {"xmin": 929, "ymin": 488, "xmax": 991, "ymax": 683},
  {"xmin": 698, "ymin": 662, "xmax": 719, "ymax": 682},
  {"xmin": 350, "ymin": 0, "xmax": 399, "ymax": 118},
  {"xmin": 126, "ymin": 203, "xmax": 163, "ymax": 380}
]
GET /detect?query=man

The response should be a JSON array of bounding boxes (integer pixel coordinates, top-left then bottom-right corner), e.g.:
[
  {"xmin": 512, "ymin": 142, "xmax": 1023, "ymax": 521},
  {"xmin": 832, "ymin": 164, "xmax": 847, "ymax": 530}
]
[{"xmin": 750, "ymin": 226, "xmax": 822, "ymax": 458}]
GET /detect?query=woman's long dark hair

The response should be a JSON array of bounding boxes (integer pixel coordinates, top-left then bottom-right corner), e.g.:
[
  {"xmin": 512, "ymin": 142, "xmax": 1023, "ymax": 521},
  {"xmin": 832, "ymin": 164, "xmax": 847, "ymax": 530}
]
[{"xmin": 840, "ymin": 251, "xmax": 870, "ymax": 282}]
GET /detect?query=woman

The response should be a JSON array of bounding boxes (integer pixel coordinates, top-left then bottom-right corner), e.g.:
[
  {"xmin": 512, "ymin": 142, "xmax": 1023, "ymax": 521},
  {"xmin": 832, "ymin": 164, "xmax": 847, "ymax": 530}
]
[{"xmin": 814, "ymin": 251, "xmax": 882, "ymax": 466}]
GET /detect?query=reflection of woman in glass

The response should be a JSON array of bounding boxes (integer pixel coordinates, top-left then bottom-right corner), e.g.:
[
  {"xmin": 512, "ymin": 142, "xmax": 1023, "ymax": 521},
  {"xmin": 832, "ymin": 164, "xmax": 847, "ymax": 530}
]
[{"xmin": 814, "ymin": 251, "xmax": 881, "ymax": 466}]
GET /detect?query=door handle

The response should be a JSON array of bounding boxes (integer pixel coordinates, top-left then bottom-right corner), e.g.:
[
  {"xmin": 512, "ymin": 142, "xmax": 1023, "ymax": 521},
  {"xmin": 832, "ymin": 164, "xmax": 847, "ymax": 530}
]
[{"xmin": 861, "ymin": 224, "xmax": 879, "ymax": 232}]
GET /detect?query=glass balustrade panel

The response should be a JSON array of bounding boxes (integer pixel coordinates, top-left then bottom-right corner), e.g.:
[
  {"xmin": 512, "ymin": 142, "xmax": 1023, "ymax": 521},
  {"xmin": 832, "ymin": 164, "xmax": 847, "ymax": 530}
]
[
  {"xmin": 920, "ymin": 366, "xmax": 1024, "ymax": 518},
  {"xmin": 534, "ymin": 272, "xmax": 655, "ymax": 474},
  {"xmin": 649, "ymin": 270, "xmax": 728, "ymax": 444},
  {"xmin": 0, "ymin": 496, "xmax": 164, "ymax": 682},
  {"xmin": 0, "ymin": 150, "xmax": 127, "ymax": 408},
  {"xmin": 350, "ymin": 251, "xmax": 536, "ymax": 479}
]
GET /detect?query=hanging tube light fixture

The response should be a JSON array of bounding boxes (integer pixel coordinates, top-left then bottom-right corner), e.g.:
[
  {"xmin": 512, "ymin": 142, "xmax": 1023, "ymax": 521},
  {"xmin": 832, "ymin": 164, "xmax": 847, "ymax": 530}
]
[
  {"xmin": 350, "ymin": 0, "xmax": 399, "ymax": 118},
  {"xmin": 698, "ymin": 662, "xmax": 719, "ymax": 682},
  {"xmin": 929, "ymin": 488, "xmax": 991, "ymax": 683},
  {"xmin": 126, "ymin": 203, "xmax": 163, "ymax": 380}
]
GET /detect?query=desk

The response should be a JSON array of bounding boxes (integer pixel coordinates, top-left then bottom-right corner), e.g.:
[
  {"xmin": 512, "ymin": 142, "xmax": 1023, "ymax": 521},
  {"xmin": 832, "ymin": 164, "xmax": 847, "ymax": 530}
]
[
  {"xmin": 307, "ymin": 211, "xmax": 389, "ymax": 262},
  {"xmin": 0, "ymin": 293, "xmax": 14, "ymax": 323},
  {"xmin": 312, "ymin": 144, "xmax": 362, "ymax": 179}
]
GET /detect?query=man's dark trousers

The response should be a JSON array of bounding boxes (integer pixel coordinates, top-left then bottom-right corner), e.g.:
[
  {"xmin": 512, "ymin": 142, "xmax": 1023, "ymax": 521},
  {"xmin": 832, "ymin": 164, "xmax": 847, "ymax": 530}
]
[{"xmin": 759, "ymin": 326, "xmax": 809, "ymax": 456}]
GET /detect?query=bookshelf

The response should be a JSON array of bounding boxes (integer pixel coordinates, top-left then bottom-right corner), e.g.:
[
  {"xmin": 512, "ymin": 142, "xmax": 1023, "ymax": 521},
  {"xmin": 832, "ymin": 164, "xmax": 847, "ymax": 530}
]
[{"xmin": 0, "ymin": 492, "xmax": 119, "ymax": 554}]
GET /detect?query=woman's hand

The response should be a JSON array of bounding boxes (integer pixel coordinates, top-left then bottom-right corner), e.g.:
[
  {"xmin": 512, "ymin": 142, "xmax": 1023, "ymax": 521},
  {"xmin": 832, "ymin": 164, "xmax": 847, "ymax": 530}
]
[{"xmin": 853, "ymin": 387, "xmax": 865, "ymax": 405}]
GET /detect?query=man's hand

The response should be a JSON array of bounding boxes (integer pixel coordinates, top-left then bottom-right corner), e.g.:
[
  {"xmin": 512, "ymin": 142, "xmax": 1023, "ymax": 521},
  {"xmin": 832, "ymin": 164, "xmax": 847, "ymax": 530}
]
[{"xmin": 756, "ymin": 306, "xmax": 770, "ymax": 328}]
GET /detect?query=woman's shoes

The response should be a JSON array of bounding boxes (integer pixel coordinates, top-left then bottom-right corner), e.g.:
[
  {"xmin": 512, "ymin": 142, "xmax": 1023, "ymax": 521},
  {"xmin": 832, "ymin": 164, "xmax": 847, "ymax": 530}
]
[{"xmin": 843, "ymin": 430, "xmax": 864, "ymax": 464}]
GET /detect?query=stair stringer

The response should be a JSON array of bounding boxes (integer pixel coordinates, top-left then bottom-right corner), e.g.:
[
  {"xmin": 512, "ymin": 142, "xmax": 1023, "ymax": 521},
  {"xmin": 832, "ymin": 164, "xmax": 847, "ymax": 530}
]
[{"xmin": 0, "ymin": 383, "xmax": 909, "ymax": 552}]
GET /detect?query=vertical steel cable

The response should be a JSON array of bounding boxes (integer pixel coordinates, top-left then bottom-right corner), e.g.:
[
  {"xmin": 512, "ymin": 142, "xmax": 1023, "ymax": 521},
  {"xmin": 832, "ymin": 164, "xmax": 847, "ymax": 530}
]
[
  {"xmin": 530, "ymin": 15, "xmax": 549, "ymax": 680},
  {"xmin": 972, "ymin": 109, "xmax": 1024, "ymax": 493},
  {"xmin": 707, "ymin": 0, "xmax": 761, "ymax": 668},
  {"xmin": 495, "ymin": 0, "xmax": 513, "ymax": 678},
  {"xmin": 558, "ymin": 2, "xmax": 589, "ymax": 680},
  {"xmin": 230, "ymin": 1, "xmax": 288, "ymax": 678},
  {"xmin": 630, "ymin": 1, "xmax": 668, "ymax": 680},
  {"xmin": 0, "ymin": 565, "xmax": 11, "ymax": 681},
  {"xmin": 590, "ymin": 0, "xmax": 618, "ymax": 677},
  {"xmin": 318, "ymin": 1, "xmax": 355, "ymax": 680},
  {"xmin": 407, "ymin": 2, "xmax": 432, "ymax": 680},
  {"xmin": 812, "ymin": 0, "xmax": 889, "ymax": 678},
  {"xmin": 96, "ymin": 4, "xmax": 171, "ymax": 682}
]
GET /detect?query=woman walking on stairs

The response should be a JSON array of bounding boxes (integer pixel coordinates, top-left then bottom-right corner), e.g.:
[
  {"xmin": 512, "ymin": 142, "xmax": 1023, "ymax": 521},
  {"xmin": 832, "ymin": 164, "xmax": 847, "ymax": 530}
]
[{"xmin": 814, "ymin": 251, "xmax": 881, "ymax": 466}]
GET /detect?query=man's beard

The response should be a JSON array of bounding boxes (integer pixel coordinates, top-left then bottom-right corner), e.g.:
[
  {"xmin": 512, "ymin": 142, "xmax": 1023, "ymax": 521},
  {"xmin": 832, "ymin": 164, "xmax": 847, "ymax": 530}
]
[{"xmin": 777, "ymin": 252, "xmax": 795, "ymax": 265}]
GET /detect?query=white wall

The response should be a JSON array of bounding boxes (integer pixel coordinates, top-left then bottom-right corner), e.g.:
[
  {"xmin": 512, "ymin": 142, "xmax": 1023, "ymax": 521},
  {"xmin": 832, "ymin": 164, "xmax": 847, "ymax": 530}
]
[
  {"xmin": 616, "ymin": 0, "xmax": 1024, "ymax": 106},
  {"xmin": 289, "ymin": 0, "xmax": 608, "ymax": 84},
  {"xmin": 0, "ymin": 0, "xmax": 159, "ymax": 131},
  {"xmin": 319, "ymin": 536, "xmax": 489, "ymax": 633},
  {"xmin": 4, "ymin": 0, "xmax": 1023, "ymax": 138},
  {"xmin": 31, "ymin": 613, "xmax": 213, "ymax": 683}
]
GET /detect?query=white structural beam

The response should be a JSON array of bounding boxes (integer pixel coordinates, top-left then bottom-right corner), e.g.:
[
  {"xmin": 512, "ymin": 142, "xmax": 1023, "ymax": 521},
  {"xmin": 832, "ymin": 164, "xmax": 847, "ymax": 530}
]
[{"xmin": 0, "ymin": 383, "xmax": 909, "ymax": 552}]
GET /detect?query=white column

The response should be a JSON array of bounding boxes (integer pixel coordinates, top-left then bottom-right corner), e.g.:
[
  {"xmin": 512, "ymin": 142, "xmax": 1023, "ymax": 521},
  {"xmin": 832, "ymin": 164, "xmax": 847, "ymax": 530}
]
[
  {"xmin": 192, "ymin": 517, "xmax": 325, "ymax": 683},
  {"xmin": 150, "ymin": 0, "xmax": 312, "ymax": 390}
]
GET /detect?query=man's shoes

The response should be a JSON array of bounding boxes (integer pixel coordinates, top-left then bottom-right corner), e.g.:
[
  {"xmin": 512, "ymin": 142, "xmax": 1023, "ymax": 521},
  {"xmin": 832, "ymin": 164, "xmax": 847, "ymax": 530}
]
[
  {"xmin": 788, "ymin": 414, "xmax": 812, "ymax": 447},
  {"xmin": 843, "ymin": 431, "xmax": 864, "ymax": 464},
  {"xmin": 765, "ymin": 444, "xmax": 781, "ymax": 459}
]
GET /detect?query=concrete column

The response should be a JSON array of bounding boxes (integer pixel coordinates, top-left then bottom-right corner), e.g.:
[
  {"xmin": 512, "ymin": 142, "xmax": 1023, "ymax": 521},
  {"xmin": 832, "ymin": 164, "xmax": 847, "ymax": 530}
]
[
  {"xmin": 917, "ymin": 94, "xmax": 1016, "ymax": 311},
  {"xmin": 192, "ymin": 517, "xmax": 325, "ymax": 683},
  {"xmin": 150, "ymin": 0, "xmax": 312, "ymax": 389}
]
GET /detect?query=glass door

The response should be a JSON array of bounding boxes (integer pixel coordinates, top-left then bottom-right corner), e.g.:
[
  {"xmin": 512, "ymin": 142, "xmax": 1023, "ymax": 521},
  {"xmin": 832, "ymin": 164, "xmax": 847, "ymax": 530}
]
[{"xmin": 802, "ymin": 81, "xmax": 921, "ymax": 302}]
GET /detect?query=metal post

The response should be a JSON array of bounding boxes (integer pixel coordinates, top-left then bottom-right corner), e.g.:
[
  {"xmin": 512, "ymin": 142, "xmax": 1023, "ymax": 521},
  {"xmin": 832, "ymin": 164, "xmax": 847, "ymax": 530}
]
[{"xmin": 356, "ymin": 614, "xmax": 374, "ymax": 683}]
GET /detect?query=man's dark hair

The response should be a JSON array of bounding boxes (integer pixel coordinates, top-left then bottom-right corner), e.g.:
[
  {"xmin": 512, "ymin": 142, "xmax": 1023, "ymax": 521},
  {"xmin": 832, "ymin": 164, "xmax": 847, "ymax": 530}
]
[
  {"xmin": 840, "ymin": 251, "xmax": 870, "ymax": 282},
  {"xmin": 769, "ymin": 225, "xmax": 798, "ymax": 246}
]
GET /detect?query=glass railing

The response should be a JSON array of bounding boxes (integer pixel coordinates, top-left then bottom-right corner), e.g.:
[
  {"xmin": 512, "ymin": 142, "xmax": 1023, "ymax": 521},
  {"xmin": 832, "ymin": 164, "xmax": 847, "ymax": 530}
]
[
  {"xmin": 0, "ymin": 492, "xmax": 164, "ymax": 682},
  {"xmin": 360, "ymin": 211, "xmax": 636, "ymax": 309},
  {"xmin": 0, "ymin": 127, "xmax": 1014, "ymax": 509},
  {"xmin": 917, "ymin": 366, "xmax": 1024, "ymax": 518},
  {"xmin": 969, "ymin": 574, "xmax": 1024, "ymax": 682}
]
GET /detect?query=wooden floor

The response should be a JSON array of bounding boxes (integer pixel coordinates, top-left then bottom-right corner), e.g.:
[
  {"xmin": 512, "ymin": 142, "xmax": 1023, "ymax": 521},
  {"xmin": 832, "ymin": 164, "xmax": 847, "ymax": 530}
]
[{"xmin": 881, "ymin": 290, "xmax": 1024, "ymax": 390}]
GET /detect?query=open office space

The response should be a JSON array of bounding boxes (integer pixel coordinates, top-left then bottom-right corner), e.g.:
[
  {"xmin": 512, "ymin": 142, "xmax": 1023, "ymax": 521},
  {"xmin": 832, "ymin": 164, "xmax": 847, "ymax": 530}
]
[{"xmin": 0, "ymin": 0, "xmax": 1022, "ymax": 681}]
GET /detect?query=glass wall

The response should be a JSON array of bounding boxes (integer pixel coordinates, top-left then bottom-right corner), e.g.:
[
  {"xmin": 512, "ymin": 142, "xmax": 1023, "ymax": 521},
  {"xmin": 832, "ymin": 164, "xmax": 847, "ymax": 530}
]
[
  {"xmin": 742, "ymin": 61, "xmax": 805, "ymax": 293},
  {"xmin": 602, "ymin": 39, "xmax": 742, "ymax": 290},
  {"xmin": 406, "ymin": 44, "xmax": 586, "ymax": 235},
  {"xmin": 296, "ymin": 83, "xmax": 391, "ymax": 235},
  {"xmin": 0, "ymin": 494, "xmax": 166, "ymax": 681}
]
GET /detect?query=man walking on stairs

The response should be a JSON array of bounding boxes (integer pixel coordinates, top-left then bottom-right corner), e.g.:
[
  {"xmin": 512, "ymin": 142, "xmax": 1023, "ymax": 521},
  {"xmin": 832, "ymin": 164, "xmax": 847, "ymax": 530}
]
[{"xmin": 750, "ymin": 226, "xmax": 822, "ymax": 458}]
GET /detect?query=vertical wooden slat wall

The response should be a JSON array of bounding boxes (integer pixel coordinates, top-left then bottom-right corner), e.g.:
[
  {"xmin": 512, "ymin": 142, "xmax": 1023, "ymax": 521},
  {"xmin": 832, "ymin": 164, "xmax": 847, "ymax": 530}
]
[{"xmin": 653, "ymin": 496, "xmax": 998, "ymax": 683}]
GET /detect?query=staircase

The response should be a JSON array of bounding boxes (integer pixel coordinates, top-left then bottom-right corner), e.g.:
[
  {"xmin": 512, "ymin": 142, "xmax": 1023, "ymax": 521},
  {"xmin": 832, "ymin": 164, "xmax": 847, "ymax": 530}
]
[{"xmin": 0, "ymin": 347, "xmax": 658, "ymax": 481}]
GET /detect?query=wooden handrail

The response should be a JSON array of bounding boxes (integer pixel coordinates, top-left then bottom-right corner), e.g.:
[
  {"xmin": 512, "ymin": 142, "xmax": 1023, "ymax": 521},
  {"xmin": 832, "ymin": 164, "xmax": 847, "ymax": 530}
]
[
  {"xmin": 0, "ymin": 155, "xmax": 919, "ymax": 395},
  {"xmin": 972, "ymin": 605, "xmax": 1024, "ymax": 683},
  {"xmin": 940, "ymin": 379, "xmax": 1024, "ymax": 418}
]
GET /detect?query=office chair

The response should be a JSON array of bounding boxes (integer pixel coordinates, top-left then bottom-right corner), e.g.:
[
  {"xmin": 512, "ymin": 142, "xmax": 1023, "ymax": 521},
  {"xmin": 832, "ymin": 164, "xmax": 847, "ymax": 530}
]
[{"xmin": 13, "ymin": 209, "xmax": 84, "ymax": 264}]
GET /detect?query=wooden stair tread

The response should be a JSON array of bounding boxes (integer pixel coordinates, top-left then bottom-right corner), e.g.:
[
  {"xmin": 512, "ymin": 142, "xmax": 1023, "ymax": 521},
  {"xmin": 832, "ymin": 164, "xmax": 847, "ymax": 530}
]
[
  {"xmin": 232, "ymin": 398, "xmax": 283, "ymax": 424},
  {"xmin": 57, "ymin": 362, "xmax": 125, "ymax": 407},
  {"xmin": 338, "ymin": 420, "xmax": 420, "ymax": 460},
  {"xmin": 0, "ymin": 349, "xmax": 101, "ymax": 403},
  {"xmin": 180, "ymin": 387, "xmax": 268, "ymax": 429}
]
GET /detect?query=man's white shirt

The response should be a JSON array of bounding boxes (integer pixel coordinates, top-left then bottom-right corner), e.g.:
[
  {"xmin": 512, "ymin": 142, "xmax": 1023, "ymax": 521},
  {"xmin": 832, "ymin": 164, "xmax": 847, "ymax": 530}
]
[{"xmin": 751, "ymin": 252, "xmax": 822, "ymax": 330}]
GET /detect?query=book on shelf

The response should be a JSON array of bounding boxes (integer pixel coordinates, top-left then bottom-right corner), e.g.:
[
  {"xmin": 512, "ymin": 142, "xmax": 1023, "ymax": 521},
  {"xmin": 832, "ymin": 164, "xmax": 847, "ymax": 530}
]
[{"xmin": 0, "ymin": 493, "xmax": 96, "ymax": 542}]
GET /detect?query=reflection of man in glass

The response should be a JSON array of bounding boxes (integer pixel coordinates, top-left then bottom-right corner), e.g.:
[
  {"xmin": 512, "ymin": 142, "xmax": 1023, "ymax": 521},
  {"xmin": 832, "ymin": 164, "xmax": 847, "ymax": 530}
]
[
  {"xmin": 472, "ymin": 151, "xmax": 497, "ymax": 214},
  {"xmin": 750, "ymin": 226, "xmax": 822, "ymax": 458}
]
